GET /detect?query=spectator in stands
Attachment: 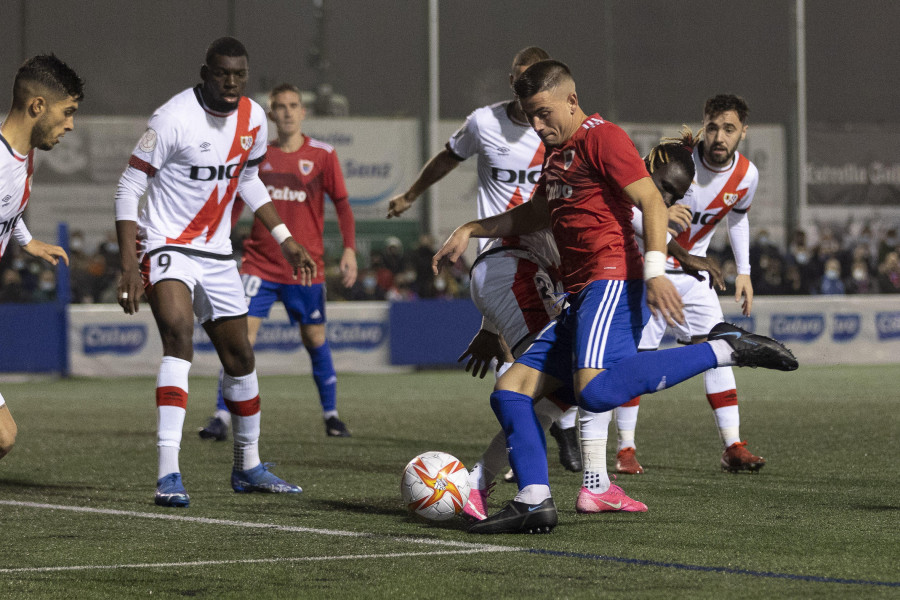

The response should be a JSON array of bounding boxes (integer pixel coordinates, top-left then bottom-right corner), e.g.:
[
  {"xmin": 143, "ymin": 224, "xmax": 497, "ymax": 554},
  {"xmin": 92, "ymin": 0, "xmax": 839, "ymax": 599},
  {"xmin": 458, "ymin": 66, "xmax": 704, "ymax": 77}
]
[
  {"xmin": 878, "ymin": 228, "xmax": 900, "ymax": 263},
  {"xmin": 0, "ymin": 269, "xmax": 29, "ymax": 303},
  {"xmin": 754, "ymin": 253, "xmax": 786, "ymax": 295},
  {"xmin": 845, "ymin": 258, "xmax": 878, "ymax": 294},
  {"xmin": 877, "ymin": 251, "xmax": 900, "ymax": 293},
  {"xmin": 412, "ymin": 234, "xmax": 437, "ymax": 298},
  {"xmin": 818, "ymin": 257, "xmax": 845, "ymax": 295},
  {"xmin": 379, "ymin": 236, "xmax": 408, "ymax": 275}
]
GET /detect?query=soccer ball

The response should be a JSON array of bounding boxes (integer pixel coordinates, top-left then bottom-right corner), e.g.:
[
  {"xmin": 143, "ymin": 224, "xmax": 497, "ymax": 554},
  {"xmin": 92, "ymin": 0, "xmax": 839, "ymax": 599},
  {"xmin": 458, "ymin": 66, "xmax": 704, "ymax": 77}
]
[{"xmin": 401, "ymin": 451, "xmax": 471, "ymax": 521}]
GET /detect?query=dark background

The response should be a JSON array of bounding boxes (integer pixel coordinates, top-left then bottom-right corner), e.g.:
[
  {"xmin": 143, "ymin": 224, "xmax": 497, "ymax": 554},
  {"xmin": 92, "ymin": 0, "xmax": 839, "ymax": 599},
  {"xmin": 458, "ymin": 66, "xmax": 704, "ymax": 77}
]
[{"xmin": 1, "ymin": 0, "xmax": 896, "ymax": 126}]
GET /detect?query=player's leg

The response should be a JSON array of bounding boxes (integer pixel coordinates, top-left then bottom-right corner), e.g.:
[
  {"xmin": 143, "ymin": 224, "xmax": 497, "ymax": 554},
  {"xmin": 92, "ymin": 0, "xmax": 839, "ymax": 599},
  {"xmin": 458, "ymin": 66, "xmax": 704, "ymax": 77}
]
[
  {"xmin": 575, "ymin": 281, "xmax": 796, "ymax": 414},
  {"xmin": 686, "ymin": 281, "xmax": 766, "ymax": 472},
  {"xmin": 468, "ymin": 361, "xmax": 564, "ymax": 534},
  {"xmin": 201, "ymin": 260, "xmax": 300, "ymax": 494},
  {"xmin": 300, "ymin": 322, "xmax": 348, "ymax": 437},
  {"xmin": 576, "ymin": 408, "xmax": 647, "ymax": 513},
  {"xmin": 200, "ymin": 274, "xmax": 273, "ymax": 441},
  {"xmin": 146, "ymin": 274, "xmax": 197, "ymax": 508},
  {"xmin": 0, "ymin": 396, "xmax": 18, "ymax": 460}
]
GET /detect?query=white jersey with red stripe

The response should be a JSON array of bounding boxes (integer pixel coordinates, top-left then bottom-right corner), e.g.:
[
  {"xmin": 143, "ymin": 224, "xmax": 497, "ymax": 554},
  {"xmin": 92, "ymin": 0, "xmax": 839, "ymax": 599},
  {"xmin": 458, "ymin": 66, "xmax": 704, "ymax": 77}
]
[
  {"xmin": 669, "ymin": 146, "xmax": 757, "ymax": 272},
  {"xmin": 0, "ymin": 133, "xmax": 34, "ymax": 260},
  {"xmin": 447, "ymin": 101, "xmax": 545, "ymax": 252},
  {"xmin": 128, "ymin": 87, "xmax": 268, "ymax": 257}
]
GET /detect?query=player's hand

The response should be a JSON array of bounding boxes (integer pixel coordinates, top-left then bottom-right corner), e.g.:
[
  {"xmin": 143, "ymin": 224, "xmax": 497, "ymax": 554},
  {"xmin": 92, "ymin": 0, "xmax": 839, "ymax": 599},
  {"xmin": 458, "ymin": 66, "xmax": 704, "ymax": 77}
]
[
  {"xmin": 678, "ymin": 254, "xmax": 725, "ymax": 291},
  {"xmin": 735, "ymin": 273, "xmax": 753, "ymax": 316},
  {"xmin": 117, "ymin": 267, "xmax": 144, "ymax": 315},
  {"xmin": 432, "ymin": 225, "xmax": 472, "ymax": 274},
  {"xmin": 667, "ymin": 205, "xmax": 692, "ymax": 236},
  {"xmin": 645, "ymin": 276, "xmax": 685, "ymax": 327},
  {"xmin": 458, "ymin": 329, "xmax": 512, "ymax": 379},
  {"xmin": 387, "ymin": 193, "xmax": 414, "ymax": 219},
  {"xmin": 340, "ymin": 247, "xmax": 358, "ymax": 288},
  {"xmin": 281, "ymin": 238, "xmax": 317, "ymax": 285},
  {"xmin": 21, "ymin": 239, "xmax": 69, "ymax": 267}
]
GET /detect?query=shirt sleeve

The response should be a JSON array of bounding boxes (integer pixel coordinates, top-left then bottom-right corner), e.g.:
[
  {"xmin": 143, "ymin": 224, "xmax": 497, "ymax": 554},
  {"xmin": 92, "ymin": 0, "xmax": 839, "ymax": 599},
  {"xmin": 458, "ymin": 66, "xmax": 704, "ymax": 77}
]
[
  {"xmin": 446, "ymin": 110, "xmax": 481, "ymax": 161},
  {"xmin": 12, "ymin": 219, "xmax": 32, "ymax": 247},
  {"xmin": 236, "ymin": 117, "xmax": 272, "ymax": 213},
  {"xmin": 584, "ymin": 122, "xmax": 649, "ymax": 192},
  {"xmin": 127, "ymin": 111, "xmax": 176, "ymax": 176},
  {"xmin": 325, "ymin": 150, "xmax": 356, "ymax": 250}
]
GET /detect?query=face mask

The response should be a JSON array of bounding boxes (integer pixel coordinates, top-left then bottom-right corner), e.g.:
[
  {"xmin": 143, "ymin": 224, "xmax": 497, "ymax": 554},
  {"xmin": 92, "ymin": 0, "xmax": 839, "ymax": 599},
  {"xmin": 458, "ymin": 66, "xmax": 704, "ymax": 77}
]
[
  {"xmin": 363, "ymin": 276, "xmax": 376, "ymax": 291},
  {"xmin": 853, "ymin": 269, "xmax": 867, "ymax": 280},
  {"xmin": 794, "ymin": 251, "xmax": 809, "ymax": 265},
  {"xmin": 758, "ymin": 235, "xmax": 769, "ymax": 246},
  {"xmin": 70, "ymin": 238, "xmax": 84, "ymax": 251},
  {"xmin": 12, "ymin": 259, "xmax": 25, "ymax": 270},
  {"xmin": 39, "ymin": 280, "xmax": 55, "ymax": 291},
  {"xmin": 434, "ymin": 278, "xmax": 447, "ymax": 292},
  {"xmin": 825, "ymin": 269, "xmax": 839, "ymax": 279}
]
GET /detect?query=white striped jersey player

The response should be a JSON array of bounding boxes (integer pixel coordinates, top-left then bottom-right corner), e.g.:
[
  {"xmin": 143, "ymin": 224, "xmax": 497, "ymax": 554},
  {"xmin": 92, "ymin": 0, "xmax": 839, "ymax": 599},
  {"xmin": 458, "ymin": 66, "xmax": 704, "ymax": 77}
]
[
  {"xmin": 0, "ymin": 134, "xmax": 34, "ymax": 260},
  {"xmin": 120, "ymin": 86, "xmax": 270, "ymax": 259}
]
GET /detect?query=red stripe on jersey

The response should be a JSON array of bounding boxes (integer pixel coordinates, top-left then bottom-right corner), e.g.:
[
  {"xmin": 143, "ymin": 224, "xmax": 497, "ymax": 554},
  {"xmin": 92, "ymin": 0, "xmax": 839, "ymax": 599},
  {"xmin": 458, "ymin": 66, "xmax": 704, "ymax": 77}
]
[
  {"xmin": 128, "ymin": 155, "xmax": 158, "ymax": 177},
  {"xmin": 528, "ymin": 143, "xmax": 545, "ymax": 169},
  {"xmin": 166, "ymin": 98, "xmax": 260, "ymax": 245},
  {"xmin": 18, "ymin": 151, "xmax": 34, "ymax": 209},
  {"xmin": 674, "ymin": 154, "xmax": 750, "ymax": 251},
  {"xmin": 224, "ymin": 395, "xmax": 261, "ymax": 416},
  {"xmin": 156, "ymin": 386, "xmax": 188, "ymax": 408},
  {"xmin": 506, "ymin": 187, "xmax": 524, "ymax": 211},
  {"xmin": 511, "ymin": 259, "xmax": 549, "ymax": 334}
]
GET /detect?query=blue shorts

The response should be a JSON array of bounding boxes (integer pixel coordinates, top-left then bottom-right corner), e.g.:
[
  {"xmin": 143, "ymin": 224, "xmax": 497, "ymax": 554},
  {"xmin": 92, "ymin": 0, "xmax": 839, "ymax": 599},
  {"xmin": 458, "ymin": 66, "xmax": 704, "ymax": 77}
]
[
  {"xmin": 241, "ymin": 275, "xmax": 326, "ymax": 325},
  {"xmin": 517, "ymin": 279, "xmax": 649, "ymax": 383}
]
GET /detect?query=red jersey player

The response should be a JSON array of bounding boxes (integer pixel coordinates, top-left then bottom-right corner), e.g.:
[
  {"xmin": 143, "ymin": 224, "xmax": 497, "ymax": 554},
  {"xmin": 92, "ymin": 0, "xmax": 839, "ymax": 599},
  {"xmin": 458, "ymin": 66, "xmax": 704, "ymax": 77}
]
[
  {"xmin": 115, "ymin": 38, "xmax": 316, "ymax": 508},
  {"xmin": 200, "ymin": 82, "xmax": 357, "ymax": 440},
  {"xmin": 0, "ymin": 55, "xmax": 82, "ymax": 461},
  {"xmin": 433, "ymin": 60, "xmax": 796, "ymax": 534}
]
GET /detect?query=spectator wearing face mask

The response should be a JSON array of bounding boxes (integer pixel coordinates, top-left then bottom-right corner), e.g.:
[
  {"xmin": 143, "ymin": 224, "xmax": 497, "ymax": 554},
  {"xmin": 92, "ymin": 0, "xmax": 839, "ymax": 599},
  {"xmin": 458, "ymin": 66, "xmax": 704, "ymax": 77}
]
[
  {"xmin": 818, "ymin": 257, "xmax": 845, "ymax": 295},
  {"xmin": 845, "ymin": 258, "xmax": 878, "ymax": 294}
]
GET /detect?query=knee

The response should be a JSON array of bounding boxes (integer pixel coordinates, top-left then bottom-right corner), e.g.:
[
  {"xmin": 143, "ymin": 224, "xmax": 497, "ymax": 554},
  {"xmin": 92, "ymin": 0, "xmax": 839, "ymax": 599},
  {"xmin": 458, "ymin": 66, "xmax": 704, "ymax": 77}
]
[
  {"xmin": 222, "ymin": 346, "xmax": 255, "ymax": 376},
  {"xmin": 0, "ymin": 426, "xmax": 17, "ymax": 460},
  {"xmin": 158, "ymin": 326, "xmax": 194, "ymax": 359}
]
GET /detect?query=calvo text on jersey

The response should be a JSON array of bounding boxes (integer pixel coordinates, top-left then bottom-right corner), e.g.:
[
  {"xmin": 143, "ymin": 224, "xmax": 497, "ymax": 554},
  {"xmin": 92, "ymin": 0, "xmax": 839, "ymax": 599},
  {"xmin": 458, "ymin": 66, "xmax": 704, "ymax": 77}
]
[
  {"xmin": 267, "ymin": 185, "xmax": 307, "ymax": 203},
  {"xmin": 189, "ymin": 163, "xmax": 244, "ymax": 181},
  {"xmin": 546, "ymin": 181, "xmax": 573, "ymax": 201}
]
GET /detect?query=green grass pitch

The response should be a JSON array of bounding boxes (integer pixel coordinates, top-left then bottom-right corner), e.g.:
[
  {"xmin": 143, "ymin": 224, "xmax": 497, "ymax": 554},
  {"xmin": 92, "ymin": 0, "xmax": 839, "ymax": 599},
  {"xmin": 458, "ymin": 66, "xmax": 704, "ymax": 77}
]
[{"xmin": 0, "ymin": 365, "xmax": 898, "ymax": 598}]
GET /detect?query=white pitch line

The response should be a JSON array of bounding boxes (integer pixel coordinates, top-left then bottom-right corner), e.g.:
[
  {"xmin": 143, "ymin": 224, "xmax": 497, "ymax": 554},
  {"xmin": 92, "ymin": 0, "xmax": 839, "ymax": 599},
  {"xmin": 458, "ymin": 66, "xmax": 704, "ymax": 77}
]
[
  {"xmin": 0, "ymin": 500, "xmax": 515, "ymax": 553},
  {"xmin": 0, "ymin": 549, "xmax": 514, "ymax": 574}
]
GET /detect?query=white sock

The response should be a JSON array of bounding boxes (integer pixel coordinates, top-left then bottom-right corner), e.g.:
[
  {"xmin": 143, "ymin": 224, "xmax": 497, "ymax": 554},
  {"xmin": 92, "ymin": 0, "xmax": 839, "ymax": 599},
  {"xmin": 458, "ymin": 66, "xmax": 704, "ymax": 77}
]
[
  {"xmin": 323, "ymin": 409, "xmax": 338, "ymax": 420},
  {"xmin": 615, "ymin": 405, "xmax": 639, "ymax": 451},
  {"xmin": 514, "ymin": 484, "xmax": 551, "ymax": 504},
  {"xmin": 474, "ymin": 430, "xmax": 508, "ymax": 488},
  {"xmin": 534, "ymin": 397, "xmax": 563, "ymax": 430},
  {"xmin": 581, "ymin": 438, "xmax": 611, "ymax": 493},
  {"xmin": 156, "ymin": 356, "xmax": 190, "ymax": 479},
  {"xmin": 223, "ymin": 371, "xmax": 261, "ymax": 472},
  {"xmin": 558, "ymin": 405, "xmax": 578, "ymax": 429},
  {"xmin": 214, "ymin": 409, "xmax": 231, "ymax": 425},
  {"xmin": 708, "ymin": 340, "xmax": 735, "ymax": 367},
  {"xmin": 714, "ymin": 408, "xmax": 741, "ymax": 447}
]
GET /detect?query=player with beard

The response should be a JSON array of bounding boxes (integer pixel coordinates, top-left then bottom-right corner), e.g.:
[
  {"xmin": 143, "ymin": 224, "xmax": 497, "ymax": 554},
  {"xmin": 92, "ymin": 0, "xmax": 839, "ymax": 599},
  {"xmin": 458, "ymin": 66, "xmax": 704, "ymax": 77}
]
[
  {"xmin": 433, "ymin": 61, "xmax": 796, "ymax": 533},
  {"xmin": 0, "ymin": 54, "xmax": 83, "ymax": 461},
  {"xmin": 614, "ymin": 96, "xmax": 765, "ymax": 475},
  {"xmin": 115, "ymin": 37, "xmax": 316, "ymax": 507}
]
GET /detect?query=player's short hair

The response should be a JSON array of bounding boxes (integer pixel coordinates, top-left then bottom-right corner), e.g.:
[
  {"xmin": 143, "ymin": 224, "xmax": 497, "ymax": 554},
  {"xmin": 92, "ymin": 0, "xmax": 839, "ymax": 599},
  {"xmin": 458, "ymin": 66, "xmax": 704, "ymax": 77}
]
[
  {"xmin": 513, "ymin": 59, "xmax": 573, "ymax": 99},
  {"xmin": 269, "ymin": 83, "xmax": 302, "ymax": 107},
  {"xmin": 12, "ymin": 54, "xmax": 84, "ymax": 108},
  {"xmin": 205, "ymin": 37, "xmax": 249, "ymax": 65},
  {"xmin": 704, "ymin": 94, "xmax": 749, "ymax": 123},
  {"xmin": 511, "ymin": 46, "xmax": 550, "ymax": 70},
  {"xmin": 645, "ymin": 125, "xmax": 697, "ymax": 179}
]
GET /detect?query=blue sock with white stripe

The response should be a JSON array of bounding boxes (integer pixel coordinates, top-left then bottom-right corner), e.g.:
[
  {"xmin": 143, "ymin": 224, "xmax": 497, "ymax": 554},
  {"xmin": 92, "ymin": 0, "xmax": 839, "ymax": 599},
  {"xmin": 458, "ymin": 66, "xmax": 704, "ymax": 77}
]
[
  {"xmin": 308, "ymin": 342, "xmax": 337, "ymax": 413},
  {"xmin": 489, "ymin": 390, "xmax": 549, "ymax": 488},
  {"xmin": 579, "ymin": 344, "xmax": 718, "ymax": 412}
]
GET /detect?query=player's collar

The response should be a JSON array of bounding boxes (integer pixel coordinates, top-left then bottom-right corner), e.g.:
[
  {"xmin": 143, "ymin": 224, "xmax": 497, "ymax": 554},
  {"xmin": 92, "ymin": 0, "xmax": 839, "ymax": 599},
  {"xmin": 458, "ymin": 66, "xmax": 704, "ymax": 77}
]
[
  {"xmin": 0, "ymin": 129, "xmax": 26, "ymax": 161},
  {"xmin": 193, "ymin": 85, "xmax": 239, "ymax": 117}
]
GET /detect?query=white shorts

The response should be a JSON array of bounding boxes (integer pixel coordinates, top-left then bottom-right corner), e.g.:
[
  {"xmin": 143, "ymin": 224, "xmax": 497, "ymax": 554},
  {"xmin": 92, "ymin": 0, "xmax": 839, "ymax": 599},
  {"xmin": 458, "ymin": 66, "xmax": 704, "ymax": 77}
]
[
  {"xmin": 143, "ymin": 249, "xmax": 247, "ymax": 324},
  {"xmin": 639, "ymin": 271, "xmax": 723, "ymax": 349},
  {"xmin": 0, "ymin": 391, "xmax": 5, "ymax": 408},
  {"xmin": 470, "ymin": 249, "xmax": 563, "ymax": 357}
]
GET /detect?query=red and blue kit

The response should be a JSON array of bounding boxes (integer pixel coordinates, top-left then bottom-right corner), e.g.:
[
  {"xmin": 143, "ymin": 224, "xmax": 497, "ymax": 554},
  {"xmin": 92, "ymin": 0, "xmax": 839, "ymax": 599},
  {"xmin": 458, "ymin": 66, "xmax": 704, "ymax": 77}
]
[
  {"xmin": 239, "ymin": 137, "xmax": 354, "ymax": 286},
  {"xmin": 535, "ymin": 115, "xmax": 648, "ymax": 293}
]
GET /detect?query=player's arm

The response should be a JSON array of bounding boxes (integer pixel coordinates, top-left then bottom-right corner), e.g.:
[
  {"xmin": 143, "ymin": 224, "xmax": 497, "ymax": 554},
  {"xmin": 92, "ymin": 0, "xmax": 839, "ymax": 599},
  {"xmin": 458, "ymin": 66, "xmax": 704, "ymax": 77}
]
[
  {"xmin": 667, "ymin": 240, "xmax": 724, "ymax": 290},
  {"xmin": 13, "ymin": 220, "xmax": 69, "ymax": 267},
  {"xmin": 432, "ymin": 191, "xmax": 550, "ymax": 274},
  {"xmin": 625, "ymin": 177, "xmax": 684, "ymax": 326},
  {"xmin": 114, "ymin": 163, "xmax": 150, "ymax": 315},
  {"xmin": 727, "ymin": 209, "xmax": 753, "ymax": 315},
  {"xmin": 387, "ymin": 148, "xmax": 462, "ymax": 218},
  {"xmin": 333, "ymin": 195, "xmax": 358, "ymax": 287}
]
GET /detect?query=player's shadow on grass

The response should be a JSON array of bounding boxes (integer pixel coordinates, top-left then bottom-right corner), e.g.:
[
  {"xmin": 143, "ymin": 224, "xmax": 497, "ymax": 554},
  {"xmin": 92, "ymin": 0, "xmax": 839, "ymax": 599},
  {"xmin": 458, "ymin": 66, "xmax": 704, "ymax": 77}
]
[
  {"xmin": 309, "ymin": 497, "xmax": 409, "ymax": 517},
  {"xmin": 0, "ymin": 478, "xmax": 99, "ymax": 492}
]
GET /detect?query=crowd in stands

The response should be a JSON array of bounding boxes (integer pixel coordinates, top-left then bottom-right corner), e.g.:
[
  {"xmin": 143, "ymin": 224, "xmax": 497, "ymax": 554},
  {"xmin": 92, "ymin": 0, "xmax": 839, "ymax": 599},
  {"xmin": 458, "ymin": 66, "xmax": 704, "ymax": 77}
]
[{"xmin": 4, "ymin": 219, "xmax": 900, "ymax": 304}]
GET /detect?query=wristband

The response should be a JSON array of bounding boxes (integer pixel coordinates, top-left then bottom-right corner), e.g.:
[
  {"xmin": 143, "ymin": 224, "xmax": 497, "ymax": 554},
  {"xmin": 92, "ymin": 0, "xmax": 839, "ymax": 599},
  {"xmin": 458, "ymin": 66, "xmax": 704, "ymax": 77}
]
[
  {"xmin": 271, "ymin": 224, "xmax": 292, "ymax": 244},
  {"xmin": 643, "ymin": 250, "xmax": 666, "ymax": 281}
]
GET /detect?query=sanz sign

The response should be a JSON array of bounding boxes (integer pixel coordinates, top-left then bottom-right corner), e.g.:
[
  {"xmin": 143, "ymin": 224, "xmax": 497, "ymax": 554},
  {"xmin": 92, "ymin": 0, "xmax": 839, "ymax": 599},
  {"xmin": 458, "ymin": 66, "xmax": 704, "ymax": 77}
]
[
  {"xmin": 82, "ymin": 324, "xmax": 147, "ymax": 355},
  {"xmin": 770, "ymin": 314, "xmax": 824, "ymax": 342},
  {"xmin": 832, "ymin": 314, "xmax": 860, "ymax": 342}
]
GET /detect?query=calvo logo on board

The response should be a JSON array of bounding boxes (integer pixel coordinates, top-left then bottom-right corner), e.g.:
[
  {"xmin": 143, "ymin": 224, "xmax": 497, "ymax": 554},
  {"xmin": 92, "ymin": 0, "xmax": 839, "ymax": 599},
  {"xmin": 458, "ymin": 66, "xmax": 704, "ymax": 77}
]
[
  {"xmin": 770, "ymin": 314, "xmax": 824, "ymax": 342},
  {"xmin": 82, "ymin": 325, "xmax": 147, "ymax": 355}
]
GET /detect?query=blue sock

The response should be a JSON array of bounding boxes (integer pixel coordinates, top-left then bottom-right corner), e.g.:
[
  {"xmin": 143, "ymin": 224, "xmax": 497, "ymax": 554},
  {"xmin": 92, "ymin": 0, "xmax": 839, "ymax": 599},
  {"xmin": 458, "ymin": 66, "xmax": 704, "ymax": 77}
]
[
  {"xmin": 215, "ymin": 367, "xmax": 227, "ymax": 412},
  {"xmin": 308, "ymin": 342, "xmax": 337, "ymax": 413},
  {"xmin": 489, "ymin": 390, "xmax": 548, "ymax": 488},
  {"xmin": 580, "ymin": 344, "xmax": 717, "ymax": 412}
]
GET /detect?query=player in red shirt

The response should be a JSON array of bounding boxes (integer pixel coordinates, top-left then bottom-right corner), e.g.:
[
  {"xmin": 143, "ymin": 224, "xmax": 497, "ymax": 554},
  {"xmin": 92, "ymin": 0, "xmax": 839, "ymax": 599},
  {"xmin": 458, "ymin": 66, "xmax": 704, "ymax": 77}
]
[
  {"xmin": 0, "ymin": 55, "xmax": 83, "ymax": 461},
  {"xmin": 199, "ymin": 82, "xmax": 357, "ymax": 440},
  {"xmin": 434, "ymin": 60, "xmax": 797, "ymax": 534}
]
